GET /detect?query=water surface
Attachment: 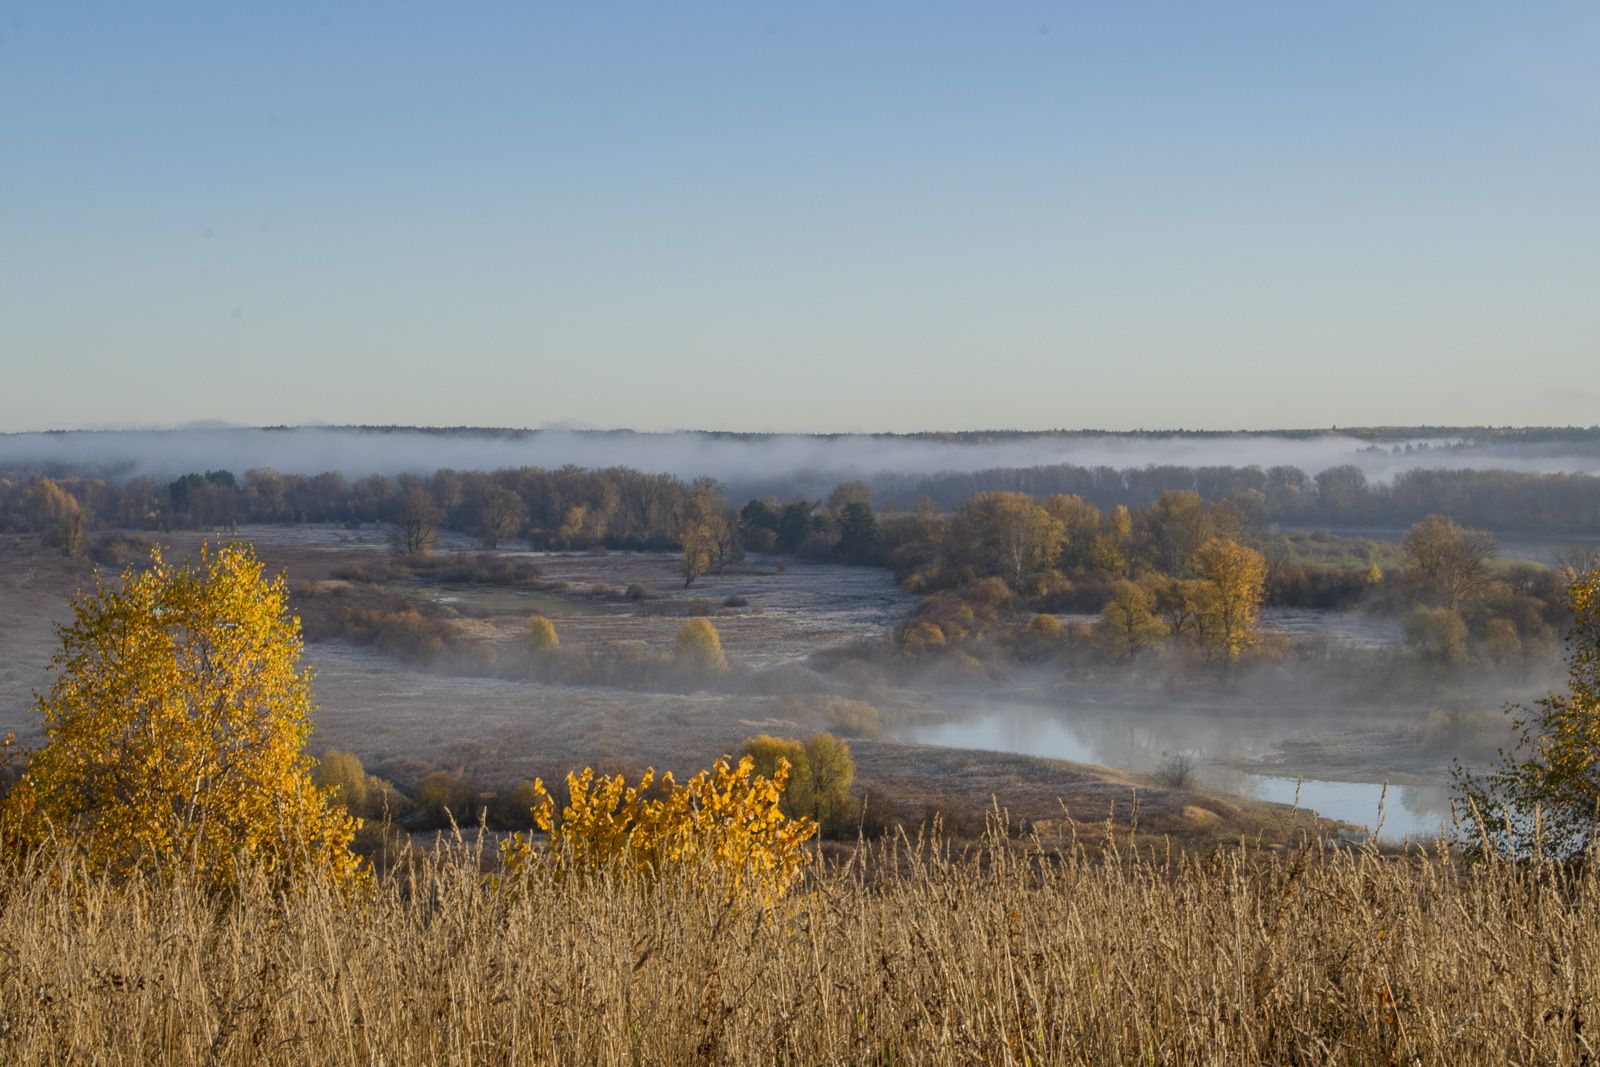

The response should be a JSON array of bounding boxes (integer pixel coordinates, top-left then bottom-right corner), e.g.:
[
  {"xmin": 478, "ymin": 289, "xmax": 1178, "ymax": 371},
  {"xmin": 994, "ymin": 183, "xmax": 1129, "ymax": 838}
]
[{"xmin": 898, "ymin": 701, "xmax": 1451, "ymax": 841}]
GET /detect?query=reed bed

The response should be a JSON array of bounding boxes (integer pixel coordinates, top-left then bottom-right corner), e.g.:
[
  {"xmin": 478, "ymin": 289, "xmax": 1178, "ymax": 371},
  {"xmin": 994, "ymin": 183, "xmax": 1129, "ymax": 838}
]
[{"xmin": 2, "ymin": 829, "xmax": 1596, "ymax": 1065}]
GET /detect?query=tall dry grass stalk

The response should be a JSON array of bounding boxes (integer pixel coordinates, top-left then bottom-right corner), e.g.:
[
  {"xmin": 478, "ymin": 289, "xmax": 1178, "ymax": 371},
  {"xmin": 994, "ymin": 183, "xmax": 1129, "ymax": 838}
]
[{"xmin": 2, "ymin": 825, "xmax": 1597, "ymax": 1064}]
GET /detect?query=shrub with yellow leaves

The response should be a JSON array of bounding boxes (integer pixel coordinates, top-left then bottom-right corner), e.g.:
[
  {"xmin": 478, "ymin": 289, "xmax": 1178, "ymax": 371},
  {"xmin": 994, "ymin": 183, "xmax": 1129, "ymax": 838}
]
[{"xmin": 501, "ymin": 756, "xmax": 816, "ymax": 905}]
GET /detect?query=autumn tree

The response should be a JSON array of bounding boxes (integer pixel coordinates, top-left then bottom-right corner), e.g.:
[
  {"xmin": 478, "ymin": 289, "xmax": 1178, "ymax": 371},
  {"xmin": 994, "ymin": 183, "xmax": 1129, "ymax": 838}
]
[
  {"xmin": 1405, "ymin": 515, "xmax": 1497, "ymax": 610},
  {"xmin": 801, "ymin": 732, "xmax": 855, "ymax": 831},
  {"xmin": 311, "ymin": 749, "xmax": 397, "ymax": 822},
  {"xmin": 741, "ymin": 732, "xmax": 854, "ymax": 832},
  {"xmin": 1151, "ymin": 576, "xmax": 1211, "ymax": 641},
  {"xmin": 390, "ymin": 490, "xmax": 442, "ymax": 556},
  {"xmin": 1099, "ymin": 579, "xmax": 1169, "ymax": 660},
  {"xmin": 1138, "ymin": 491, "xmax": 1238, "ymax": 576},
  {"xmin": 1456, "ymin": 567, "xmax": 1600, "ymax": 858},
  {"xmin": 1317, "ymin": 464, "xmax": 1372, "ymax": 519},
  {"xmin": 313, "ymin": 749, "xmax": 371, "ymax": 814},
  {"xmin": 1044, "ymin": 494, "xmax": 1102, "ymax": 571},
  {"xmin": 948, "ymin": 492, "xmax": 1064, "ymax": 589},
  {"xmin": 476, "ymin": 487, "xmax": 527, "ymax": 549},
  {"xmin": 245, "ymin": 467, "xmax": 288, "ymax": 521},
  {"xmin": 1191, "ymin": 537, "xmax": 1267, "ymax": 663},
  {"xmin": 558, "ymin": 504, "xmax": 606, "ymax": 547},
  {"xmin": 1, "ymin": 543, "xmax": 364, "ymax": 890},
  {"xmin": 741, "ymin": 735, "xmax": 816, "ymax": 820},
  {"xmin": 677, "ymin": 480, "xmax": 739, "ymax": 586},
  {"xmin": 1088, "ymin": 504, "xmax": 1134, "ymax": 576},
  {"xmin": 680, "ymin": 521, "xmax": 717, "ymax": 587},
  {"xmin": 24, "ymin": 477, "xmax": 86, "ymax": 556}
]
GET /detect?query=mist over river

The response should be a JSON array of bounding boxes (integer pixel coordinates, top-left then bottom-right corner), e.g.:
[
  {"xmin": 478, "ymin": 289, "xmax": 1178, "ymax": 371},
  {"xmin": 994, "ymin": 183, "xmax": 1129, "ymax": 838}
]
[{"xmin": 896, "ymin": 697, "xmax": 1457, "ymax": 841}]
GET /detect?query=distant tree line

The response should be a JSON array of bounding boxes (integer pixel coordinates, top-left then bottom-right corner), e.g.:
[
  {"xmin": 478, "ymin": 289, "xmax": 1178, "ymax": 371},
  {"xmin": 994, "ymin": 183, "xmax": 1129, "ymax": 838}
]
[
  {"xmin": 3, "ymin": 461, "xmax": 1596, "ymax": 566},
  {"xmin": 863, "ymin": 464, "xmax": 1600, "ymax": 531},
  {"xmin": 0, "ymin": 466, "xmax": 722, "ymax": 553}
]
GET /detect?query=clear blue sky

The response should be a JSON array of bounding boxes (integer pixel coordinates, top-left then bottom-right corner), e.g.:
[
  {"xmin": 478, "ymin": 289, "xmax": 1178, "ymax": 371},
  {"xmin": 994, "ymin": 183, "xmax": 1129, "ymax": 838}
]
[{"xmin": 3, "ymin": 3, "xmax": 1596, "ymax": 433}]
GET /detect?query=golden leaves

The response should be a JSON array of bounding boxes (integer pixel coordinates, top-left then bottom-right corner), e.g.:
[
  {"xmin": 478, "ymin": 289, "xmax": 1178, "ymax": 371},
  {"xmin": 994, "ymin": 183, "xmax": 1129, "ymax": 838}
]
[
  {"xmin": 502, "ymin": 756, "xmax": 817, "ymax": 906},
  {"xmin": 3, "ymin": 542, "xmax": 366, "ymax": 892}
]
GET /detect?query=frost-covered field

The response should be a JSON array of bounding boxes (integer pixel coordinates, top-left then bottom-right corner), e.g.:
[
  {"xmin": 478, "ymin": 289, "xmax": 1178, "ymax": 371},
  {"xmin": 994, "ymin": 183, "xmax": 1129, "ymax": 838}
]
[{"xmin": 0, "ymin": 525, "xmax": 1545, "ymax": 839}]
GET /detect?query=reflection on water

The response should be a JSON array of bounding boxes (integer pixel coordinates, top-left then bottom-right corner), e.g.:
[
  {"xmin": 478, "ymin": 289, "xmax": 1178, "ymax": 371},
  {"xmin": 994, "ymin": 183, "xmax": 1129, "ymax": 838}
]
[
  {"xmin": 897, "ymin": 702, "xmax": 1452, "ymax": 841},
  {"xmin": 1248, "ymin": 777, "xmax": 1449, "ymax": 841}
]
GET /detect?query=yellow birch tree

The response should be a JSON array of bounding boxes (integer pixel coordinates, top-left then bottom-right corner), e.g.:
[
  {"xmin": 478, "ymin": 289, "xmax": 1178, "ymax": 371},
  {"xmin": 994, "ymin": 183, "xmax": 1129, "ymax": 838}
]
[
  {"xmin": 1191, "ymin": 537, "xmax": 1267, "ymax": 663},
  {"xmin": 2, "ymin": 543, "xmax": 364, "ymax": 890}
]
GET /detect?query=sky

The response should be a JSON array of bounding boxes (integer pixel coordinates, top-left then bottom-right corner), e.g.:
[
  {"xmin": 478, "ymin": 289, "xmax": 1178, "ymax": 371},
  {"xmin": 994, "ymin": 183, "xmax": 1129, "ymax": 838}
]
[{"xmin": 2, "ymin": 3, "xmax": 1597, "ymax": 434}]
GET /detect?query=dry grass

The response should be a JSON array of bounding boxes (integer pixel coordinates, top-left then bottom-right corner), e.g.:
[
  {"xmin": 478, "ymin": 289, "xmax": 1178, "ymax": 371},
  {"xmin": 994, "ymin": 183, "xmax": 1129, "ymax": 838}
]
[{"xmin": 3, "ymin": 827, "xmax": 1597, "ymax": 1064}]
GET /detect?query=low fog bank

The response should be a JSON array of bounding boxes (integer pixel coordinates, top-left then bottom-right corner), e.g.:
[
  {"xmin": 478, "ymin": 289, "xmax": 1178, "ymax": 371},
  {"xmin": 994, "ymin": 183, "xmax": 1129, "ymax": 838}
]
[
  {"xmin": 6, "ymin": 426, "xmax": 1600, "ymax": 488},
  {"xmin": 877, "ymin": 646, "xmax": 1565, "ymax": 838}
]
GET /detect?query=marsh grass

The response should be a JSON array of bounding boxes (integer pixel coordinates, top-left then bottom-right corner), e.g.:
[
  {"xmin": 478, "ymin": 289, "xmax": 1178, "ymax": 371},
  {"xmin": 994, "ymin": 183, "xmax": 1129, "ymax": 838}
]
[{"xmin": 2, "ymin": 824, "xmax": 1597, "ymax": 1064}]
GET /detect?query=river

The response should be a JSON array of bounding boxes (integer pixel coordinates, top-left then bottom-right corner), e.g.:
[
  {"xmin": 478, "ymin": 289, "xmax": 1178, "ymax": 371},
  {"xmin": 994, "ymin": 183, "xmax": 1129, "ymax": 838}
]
[{"xmin": 895, "ymin": 699, "xmax": 1455, "ymax": 841}]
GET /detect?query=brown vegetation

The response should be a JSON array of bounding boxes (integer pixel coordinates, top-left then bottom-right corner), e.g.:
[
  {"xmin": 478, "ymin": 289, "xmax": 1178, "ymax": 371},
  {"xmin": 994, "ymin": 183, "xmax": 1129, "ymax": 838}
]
[{"xmin": 2, "ymin": 829, "xmax": 1597, "ymax": 1063}]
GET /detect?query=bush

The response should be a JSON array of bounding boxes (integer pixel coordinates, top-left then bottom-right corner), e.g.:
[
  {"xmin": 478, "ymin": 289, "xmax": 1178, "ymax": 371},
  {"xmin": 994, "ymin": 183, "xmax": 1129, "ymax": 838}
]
[
  {"xmin": 501, "ymin": 758, "xmax": 816, "ymax": 905},
  {"xmin": 625, "ymin": 583, "xmax": 650, "ymax": 601},
  {"xmin": 1404, "ymin": 606, "xmax": 1468, "ymax": 665},
  {"xmin": 491, "ymin": 780, "xmax": 545, "ymax": 831},
  {"xmin": 675, "ymin": 618, "xmax": 727, "ymax": 673},
  {"xmin": 88, "ymin": 533, "xmax": 155, "ymax": 569},
  {"xmin": 722, "ymin": 594, "xmax": 750, "ymax": 608},
  {"xmin": 900, "ymin": 621, "xmax": 947, "ymax": 655},
  {"xmin": 1156, "ymin": 753, "xmax": 1197, "ymax": 790},
  {"xmin": 527, "ymin": 615, "xmax": 559, "ymax": 652},
  {"xmin": 314, "ymin": 750, "xmax": 371, "ymax": 814},
  {"xmin": 1028, "ymin": 613, "xmax": 1062, "ymax": 636},
  {"xmin": 329, "ymin": 560, "xmax": 399, "ymax": 584},
  {"xmin": 824, "ymin": 698, "xmax": 883, "ymax": 739},
  {"xmin": 415, "ymin": 771, "xmax": 478, "ymax": 829},
  {"xmin": 410, "ymin": 554, "xmax": 546, "ymax": 588},
  {"xmin": 375, "ymin": 608, "xmax": 452, "ymax": 661}
]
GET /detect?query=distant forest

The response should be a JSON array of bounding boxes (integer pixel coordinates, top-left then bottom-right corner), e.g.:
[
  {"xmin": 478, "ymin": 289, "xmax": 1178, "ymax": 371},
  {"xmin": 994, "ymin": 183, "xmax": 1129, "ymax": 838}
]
[
  {"xmin": 861, "ymin": 463, "xmax": 1600, "ymax": 529},
  {"xmin": 3, "ymin": 458, "xmax": 1599, "ymax": 548}
]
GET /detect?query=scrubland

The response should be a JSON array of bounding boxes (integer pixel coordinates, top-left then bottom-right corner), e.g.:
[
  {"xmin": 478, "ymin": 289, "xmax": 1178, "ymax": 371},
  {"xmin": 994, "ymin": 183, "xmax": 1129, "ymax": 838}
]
[{"xmin": 3, "ymin": 827, "xmax": 1597, "ymax": 1064}]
